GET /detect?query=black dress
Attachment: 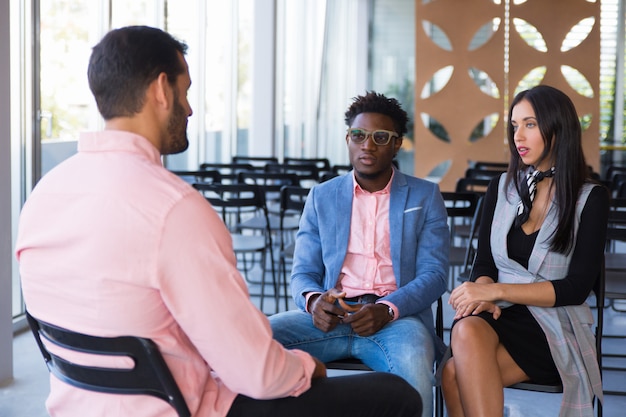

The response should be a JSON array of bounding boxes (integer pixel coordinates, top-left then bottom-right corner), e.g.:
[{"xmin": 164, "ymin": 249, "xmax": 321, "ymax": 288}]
[{"xmin": 452, "ymin": 179, "xmax": 608, "ymax": 384}]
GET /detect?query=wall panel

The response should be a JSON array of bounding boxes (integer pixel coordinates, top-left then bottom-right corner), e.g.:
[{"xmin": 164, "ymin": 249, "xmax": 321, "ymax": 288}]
[{"xmin": 414, "ymin": 0, "xmax": 600, "ymax": 191}]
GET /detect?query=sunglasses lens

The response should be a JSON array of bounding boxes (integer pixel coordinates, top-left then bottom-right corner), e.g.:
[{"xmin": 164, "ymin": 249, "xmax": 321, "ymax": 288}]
[{"xmin": 372, "ymin": 131, "xmax": 390, "ymax": 145}]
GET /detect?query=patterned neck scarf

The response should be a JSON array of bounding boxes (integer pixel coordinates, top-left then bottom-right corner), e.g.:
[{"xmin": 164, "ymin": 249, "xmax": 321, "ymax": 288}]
[{"xmin": 515, "ymin": 166, "xmax": 556, "ymax": 228}]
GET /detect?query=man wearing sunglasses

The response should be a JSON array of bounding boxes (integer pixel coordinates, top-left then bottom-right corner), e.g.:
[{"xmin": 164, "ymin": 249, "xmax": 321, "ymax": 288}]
[{"xmin": 270, "ymin": 91, "xmax": 449, "ymax": 417}]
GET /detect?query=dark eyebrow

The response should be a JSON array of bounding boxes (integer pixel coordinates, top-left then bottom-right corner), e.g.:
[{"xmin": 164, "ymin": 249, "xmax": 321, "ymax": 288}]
[{"xmin": 511, "ymin": 116, "xmax": 537, "ymax": 124}]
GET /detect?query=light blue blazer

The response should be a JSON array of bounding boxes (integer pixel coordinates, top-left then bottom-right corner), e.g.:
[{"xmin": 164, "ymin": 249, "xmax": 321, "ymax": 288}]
[{"xmin": 290, "ymin": 169, "xmax": 450, "ymax": 346}]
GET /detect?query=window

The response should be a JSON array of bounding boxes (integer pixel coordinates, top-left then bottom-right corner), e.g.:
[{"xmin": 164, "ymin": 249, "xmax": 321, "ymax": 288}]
[{"xmin": 10, "ymin": 0, "xmax": 256, "ymax": 318}]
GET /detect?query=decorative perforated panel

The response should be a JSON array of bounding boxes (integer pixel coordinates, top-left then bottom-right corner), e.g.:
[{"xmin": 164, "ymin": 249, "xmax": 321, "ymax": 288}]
[{"xmin": 414, "ymin": 0, "xmax": 600, "ymax": 191}]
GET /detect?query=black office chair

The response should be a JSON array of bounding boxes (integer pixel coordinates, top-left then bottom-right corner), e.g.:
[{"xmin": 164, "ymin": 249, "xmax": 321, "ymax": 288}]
[
  {"xmin": 199, "ymin": 162, "xmax": 257, "ymax": 183},
  {"xmin": 470, "ymin": 160, "xmax": 509, "ymax": 171},
  {"xmin": 26, "ymin": 311, "xmax": 190, "ymax": 417},
  {"xmin": 464, "ymin": 167, "xmax": 506, "ymax": 180},
  {"xmin": 601, "ymin": 197, "xmax": 626, "ymax": 395},
  {"xmin": 331, "ymin": 164, "xmax": 352, "ymax": 175},
  {"xmin": 237, "ymin": 170, "xmax": 301, "ymax": 212},
  {"xmin": 441, "ymin": 192, "xmax": 483, "ymax": 291},
  {"xmin": 170, "ymin": 169, "xmax": 221, "ymax": 185},
  {"xmin": 455, "ymin": 176, "xmax": 491, "ymax": 195},
  {"xmin": 232, "ymin": 155, "xmax": 278, "ymax": 169},
  {"xmin": 284, "ymin": 156, "xmax": 331, "ymax": 172},
  {"xmin": 194, "ymin": 182, "xmax": 278, "ymax": 313},
  {"xmin": 277, "ymin": 185, "xmax": 310, "ymax": 311},
  {"xmin": 265, "ymin": 162, "xmax": 320, "ymax": 187}
]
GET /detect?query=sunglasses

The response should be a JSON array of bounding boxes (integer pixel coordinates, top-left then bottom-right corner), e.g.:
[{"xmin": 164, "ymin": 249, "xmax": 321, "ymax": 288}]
[{"xmin": 347, "ymin": 128, "xmax": 399, "ymax": 146}]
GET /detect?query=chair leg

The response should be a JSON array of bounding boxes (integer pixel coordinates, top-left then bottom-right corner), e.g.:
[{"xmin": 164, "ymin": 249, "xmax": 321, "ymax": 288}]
[
  {"xmin": 266, "ymin": 246, "xmax": 279, "ymax": 314},
  {"xmin": 435, "ymin": 385, "xmax": 444, "ymax": 417},
  {"xmin": 279, "ymin": 255, "xmax": 289, "ymax": 312},
  {"xmin": 259, "ymin": 252, "xmax": 266, "ymax": 312}
]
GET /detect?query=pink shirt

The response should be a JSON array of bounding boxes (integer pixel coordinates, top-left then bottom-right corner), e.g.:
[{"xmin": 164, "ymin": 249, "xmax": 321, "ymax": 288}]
[
  {"xmin": 337, "ymin": 173, "xmax": 397, "ymax": 298},
  {"xmin": 15, "ymin": 131, "xmax": 315, "ymax": 417},
  {"xmin": 304, "ymin": 172, "xmax": 399, "ymax": 318}
]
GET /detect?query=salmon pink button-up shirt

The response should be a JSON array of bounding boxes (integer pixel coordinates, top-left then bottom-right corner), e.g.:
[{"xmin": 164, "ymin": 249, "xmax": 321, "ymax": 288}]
[
  {"xmin": 338, "ymin": 173, "xmax": 398, "ymax": 298},
  {"xmin": 15, "ymin": 131, "xmax": 315, "ymax": 417}
]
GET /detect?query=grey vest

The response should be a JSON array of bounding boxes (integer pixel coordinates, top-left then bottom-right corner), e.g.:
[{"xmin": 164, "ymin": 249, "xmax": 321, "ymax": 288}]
[{"xmin": 493, "ymin": 175, "xmax": 602, "ymax": 417}]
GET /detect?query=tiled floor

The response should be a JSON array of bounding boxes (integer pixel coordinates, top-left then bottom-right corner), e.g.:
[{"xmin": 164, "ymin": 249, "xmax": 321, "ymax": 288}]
[{"xmin": 2, "ymin": 283, "xmax": 625, "ymax": 417}]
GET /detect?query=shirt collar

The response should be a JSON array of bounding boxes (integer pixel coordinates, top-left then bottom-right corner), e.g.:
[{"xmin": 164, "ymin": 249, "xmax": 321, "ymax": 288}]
[
  {"xmin": 351, "ymin": 168, "xmax": 395, "ymax": 195},
  {"xmin": 78, "ymin": 130, "xmax": 163, "ymax": 166}
]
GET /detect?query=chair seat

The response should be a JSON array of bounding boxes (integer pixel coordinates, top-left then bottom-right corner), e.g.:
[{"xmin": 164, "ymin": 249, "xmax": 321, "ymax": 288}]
[
  {"xmin": 239, "ymin": 214, "xmax": 300, "ymax": 231},
  {"xmin": 231, "ymin": 234, "xmax": 267, "ymax": 252},
  {"xmin": 325, "ymin": 358, "xmax": 372, "ymax": 371},
  {"xmin": 281, "ymin": 241, "xmax": 295, "ymax": 257},
  {"xmin": 508, "ymin": 381, "xmax": 563, "ymax": 393}
]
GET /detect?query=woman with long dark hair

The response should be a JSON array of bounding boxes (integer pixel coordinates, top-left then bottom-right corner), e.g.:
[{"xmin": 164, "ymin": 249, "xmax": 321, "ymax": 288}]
[{"xmin": 441, "ymin": 85, "xmax": 608, "ymax": 417}]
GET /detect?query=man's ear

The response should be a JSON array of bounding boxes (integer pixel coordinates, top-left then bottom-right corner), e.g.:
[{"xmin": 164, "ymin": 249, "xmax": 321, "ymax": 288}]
[
  {"xmin": 394, "ymin": 136, "xmax": 403, "ymax": 154},
  {"xmin": 152, "ymin": 72, "xmax": 172, "ymax": 110}
]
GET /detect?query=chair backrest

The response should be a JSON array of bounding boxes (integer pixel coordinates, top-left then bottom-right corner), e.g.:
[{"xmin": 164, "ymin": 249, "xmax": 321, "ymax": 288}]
[
  {"xmin": 194, "ymin": 181, "xmax": 265, "ymax": 204},
  {"xmin": 455, "ymin": 177, "xmax": 491, "ymax": 195},
  {"xmin": 265, "ymin": 162, "xmax": 320, "ymax": 184},
  {"xmin": 604, "ymin": 199, "xmax": 626, "ymax": 309},
  {"xmin": 26, "ymin": 311, "xmax": 190, "ymax": 417},
  {"xmin": 471, "ymin": 160, "xmax": 508, "ymax": 171},
  {"xmin": 232, "ymin": 155, "xmax": 278, "ymax": 168},
  {"xmin": 331, "ymin": 164, "xmax": 352, "ymax": 175},
  {"xmin": 170, "ymin": 170, "xmax": 221, "ymax": 185},
  {"xmin": 319, "ymin": 172, "xmax": 339, "ymax": 183},
  {"xmin": 606, "ymin": 197, "xmax": 626, "ymax": 249},
  {"xmin": 278, "ymin": 185, "xmax": 309, "ymax": 234},
  {"xmin": 284, "ymin": 157, "xmax": 331, "ymax": 171},
  {"xmin": 237, "ymin": 171, "xmax": 301, "ymax": 205},
  {"xmin": 200, "ymin": 162, "xmax": 255, "ymax": 172},
  {"xmin": 238, "ymin": 171, "xmax": 301, "ymax": 188},
  {"xmin": 199, "ymin": 163, "xmax": 258, "ymax": 183},
  {"xmin": 193, "ymin": 182, "xmax": 269, "ymax": 230},
  {"xmin": 279, "ymin": 185, "xmax": 308, "ymax": 215},
  {"xmin": 441, "ymin": 191, "xmax": 481, "ymax": 220},
  {"xmin": 464, "ymin": 167, "xmax": 505, "ymax": 180},
  {"xmin": 441, "ymin": 192, "xmax": 483, "ymax": 287},
  {"xmin": 604, "ymin": 165, "xmax": 626, "ymax": 183},
  {"xmin": 461, "ymin": 195, "xmax": 484, "ymax": 272}
]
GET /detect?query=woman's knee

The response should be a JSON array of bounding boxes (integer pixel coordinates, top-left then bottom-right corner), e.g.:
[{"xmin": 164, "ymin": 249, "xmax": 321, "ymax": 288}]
[
  {"xmin": 450, "ymin": 317, "xmax": 495, "ymax": 351},
  {"xmin": 441, "ymin": 358, "xmax": 457, "ymax": 391}
]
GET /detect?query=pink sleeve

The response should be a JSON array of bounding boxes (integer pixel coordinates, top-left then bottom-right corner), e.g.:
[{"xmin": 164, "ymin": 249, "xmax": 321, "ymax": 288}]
[{"xmin": 158, "ymin": 191, "xmax": 316, "ymax": 399}]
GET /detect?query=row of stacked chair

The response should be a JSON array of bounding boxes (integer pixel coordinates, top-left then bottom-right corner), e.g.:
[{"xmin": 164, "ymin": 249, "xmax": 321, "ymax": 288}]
[{"xmin": 170, "ymin": 157, "xmax": 349, "ymax": 315}]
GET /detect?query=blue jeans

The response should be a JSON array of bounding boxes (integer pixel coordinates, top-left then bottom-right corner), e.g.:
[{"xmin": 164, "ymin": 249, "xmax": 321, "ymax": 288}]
[{"xmin": 269, "ymin": 310, "xmax": 435, "ymax": 417}]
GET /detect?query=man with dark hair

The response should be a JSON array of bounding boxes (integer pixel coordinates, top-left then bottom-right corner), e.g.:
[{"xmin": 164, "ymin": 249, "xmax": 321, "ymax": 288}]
[
  {"xmin": 16, "ymin": 27, "xmax": 422, "ymax": 417},
  {"xmin": 270, "ymin": 91, "xmax": 449, "ymax": 417}
]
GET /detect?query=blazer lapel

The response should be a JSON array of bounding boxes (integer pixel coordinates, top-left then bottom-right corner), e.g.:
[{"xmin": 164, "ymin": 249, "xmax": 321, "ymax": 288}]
[
  {"xmin": 335, "ymin": 175, "xmax": 354, "ymax": 265},
  {"xmin": 389, "ymin": 171, "xmax": 408, "ymax": 280}
]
